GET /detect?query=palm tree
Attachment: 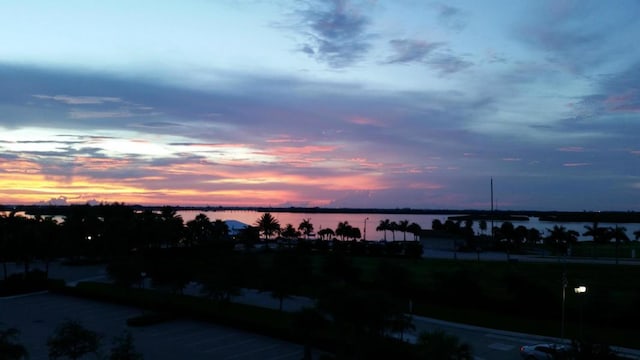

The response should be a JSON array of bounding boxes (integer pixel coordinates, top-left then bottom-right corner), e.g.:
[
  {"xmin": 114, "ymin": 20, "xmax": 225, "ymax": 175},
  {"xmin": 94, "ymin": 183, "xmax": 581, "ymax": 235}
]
[
  {"xmin": 389, "ymin": 221, "xmax": 398, "ymax": 241},
  {"xmin": 317, "ymin": 228, "xmax": 335, "ymax": 240},
  {"xmin": 398, "ymin": 220, "xmax": 409, "ymax": 241},
  {"xmin": 185, "ymin": 213, "xmax": 213, "ymax": 247},
  {"xmin": 583, "ymin": 222, "xmax": 607, "ymax": 244},
  {"xmin": 407, "ymin": 222, "xmax": 422, "ymax": 241},
  {"xmin": 281, "ymin": 224, "xmax": 299, "ymax": 247},
  {"xmin": 256, "ymin": 213, "xmax": 280, "ymax": 244},
  {"xmin": 610, "ymin": 225, "xmax": 629, "ymax": 265},
  {"xmin": 479, "ymin": 220, "xmax": 487, "ymax": 235},
  {"xmin": 377, "ymin": 219, "xmax": 390, "ymax": 241},
  {"xmin": 335, "ymin": 221, "xmax": 352, "ymax": 241},
  {"xmin": 298, "ymin": 218, "xmax": 314, "ymax": 239},
  {"xmin": 545, "ymin": 225, "xmax": 578, "ymax": 256},
  {"xmin": 464, "ymin": 219, "xmax": 474, "ymax": 233},
  {"xmin": 159, "ymin": 206, "xmax": 184, "ymax": 248},
  {"xmin": 500, "ymin": 221, "xmax": 515, "ymax": 259},
  {"xmin": 211, "ymin": 219, "xmax": 230, "ymax": 241},
  {"xmin": 526, "ymin": 227, "xmax": 541, "ymax": 245},
  {"xmin": 0, "ymin": 327, "xmax": 28, "ymax": 360}
]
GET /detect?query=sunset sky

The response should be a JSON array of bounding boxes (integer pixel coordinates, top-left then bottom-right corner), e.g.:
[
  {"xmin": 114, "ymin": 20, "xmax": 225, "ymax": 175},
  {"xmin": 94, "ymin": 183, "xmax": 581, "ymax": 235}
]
[{"xmin": 1, "ymin": 0, "xmax": 639, "ymax": 210}]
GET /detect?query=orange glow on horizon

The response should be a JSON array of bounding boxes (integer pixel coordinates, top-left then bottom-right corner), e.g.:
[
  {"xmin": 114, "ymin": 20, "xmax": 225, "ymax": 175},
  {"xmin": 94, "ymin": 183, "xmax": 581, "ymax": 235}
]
[{"xmin": 0, "ymin": 168, "xmax": 382, "ymax": 207}]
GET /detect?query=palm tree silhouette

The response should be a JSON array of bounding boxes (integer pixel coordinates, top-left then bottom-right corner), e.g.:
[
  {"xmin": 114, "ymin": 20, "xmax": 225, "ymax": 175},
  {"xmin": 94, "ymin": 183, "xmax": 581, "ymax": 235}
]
[
  {"xmin": 377, "ymin": 219, "xmax": 390, "ymax": 241},
  {"xmin": 610, "ymin": 226, "xmax": 629, "ymax": 265},
  {"xmin": 256, "ymin": 213, "xmax": 280, "ymax": 246},
  {"xmin": 298, "ymin": 218, "xmax": 314, "ymax": 239},
  {"xmin": 389, "ymin": 221, "xmax": 398, "ymax": 241},
  {"xmin": 583, "ymin": 222, "xmax": 606, "ymax": 244},
  {"xmin": 398, "ymin": 220, "xmax": 409, "ymax": 241},
  {"xmin": 407, "ymin": 222, "xmax": 422, "ymax": 240}
]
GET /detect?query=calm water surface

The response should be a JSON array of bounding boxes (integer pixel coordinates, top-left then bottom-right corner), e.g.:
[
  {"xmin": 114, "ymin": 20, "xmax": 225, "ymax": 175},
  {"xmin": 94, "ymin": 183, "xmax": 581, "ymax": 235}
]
[{"xmin": 178, "ymin": 210, "xmax": 640, "ymax": 241}]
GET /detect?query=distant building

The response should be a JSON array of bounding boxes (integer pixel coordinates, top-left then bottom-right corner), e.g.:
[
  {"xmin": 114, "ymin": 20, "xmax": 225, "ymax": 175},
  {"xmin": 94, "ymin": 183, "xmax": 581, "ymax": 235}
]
[{"xmin": 225, "ymin": 220, "xmax": 249, "ymax": 236}]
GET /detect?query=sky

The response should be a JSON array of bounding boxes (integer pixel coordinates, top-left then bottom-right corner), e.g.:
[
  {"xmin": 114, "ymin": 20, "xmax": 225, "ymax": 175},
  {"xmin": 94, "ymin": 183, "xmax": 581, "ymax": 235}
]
[{"xmin": 1, "ymin": 0, "xmax": 639, "ymax": 211}]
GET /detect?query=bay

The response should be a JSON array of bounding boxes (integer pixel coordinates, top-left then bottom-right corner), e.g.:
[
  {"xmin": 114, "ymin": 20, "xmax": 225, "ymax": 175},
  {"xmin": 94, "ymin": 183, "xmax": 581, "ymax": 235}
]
[{"xmin": 177, "ymin": 210, "xmax": 640, "ymax": 242}]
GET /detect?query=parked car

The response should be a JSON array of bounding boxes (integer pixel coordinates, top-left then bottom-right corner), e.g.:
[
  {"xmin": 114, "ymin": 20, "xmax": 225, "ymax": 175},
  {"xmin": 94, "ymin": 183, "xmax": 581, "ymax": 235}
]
[{"xmin": 520, "ymin": 343, "xmax": 572, "ymax": 359}]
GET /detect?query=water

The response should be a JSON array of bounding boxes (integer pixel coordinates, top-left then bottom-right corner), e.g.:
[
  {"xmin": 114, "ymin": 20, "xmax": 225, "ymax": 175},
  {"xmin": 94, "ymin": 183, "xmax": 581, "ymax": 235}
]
[{"xmin": 177, "ymin": 210, "xmax": 640, "ymax": 242}]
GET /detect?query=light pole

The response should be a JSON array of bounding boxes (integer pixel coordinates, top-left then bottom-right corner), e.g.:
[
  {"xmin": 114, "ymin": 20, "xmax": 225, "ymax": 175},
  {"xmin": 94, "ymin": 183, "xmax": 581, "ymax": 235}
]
[
  {"xmin": 364, "ymin": 217, "xmax": 369, "ymax": 241},
  {"xmin": 574, "ymin": 285, "xmax": 587, "ymax": 339},
  {"xmin": 561, "ymin": 271, "xmax": 567, "ymax": 341}
]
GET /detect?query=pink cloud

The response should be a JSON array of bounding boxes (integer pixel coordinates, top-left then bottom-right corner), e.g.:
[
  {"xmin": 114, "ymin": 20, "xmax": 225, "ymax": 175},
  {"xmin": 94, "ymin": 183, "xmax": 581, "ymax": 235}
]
[
  {"xmin": 557, "ymin": 146, "xmax": 584, "ymax": 152},
  {"xmin": 266, "ymin": 136, "xmax": 307, "ymax": 143},
  {"xmin": 348, "ymin": 116, "xmax": 382, "ymax": 126},
  {"xmin": 563, "ymin": 162, "xmax": 591, "ymax": 167},
  {"xmin": 604, "ymin": 90, "xmax": 640, "ymax": 113}
]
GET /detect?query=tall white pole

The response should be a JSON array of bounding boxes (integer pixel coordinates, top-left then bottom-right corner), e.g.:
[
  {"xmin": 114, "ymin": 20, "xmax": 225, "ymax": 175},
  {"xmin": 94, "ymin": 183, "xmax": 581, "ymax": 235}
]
[
  {"xmin": 491, "ymin": 178, "xmax": 494, "ymax": 241},
  {"xmin": 364, "ymin": 217, "xmax": 369, "ymax": 241}
]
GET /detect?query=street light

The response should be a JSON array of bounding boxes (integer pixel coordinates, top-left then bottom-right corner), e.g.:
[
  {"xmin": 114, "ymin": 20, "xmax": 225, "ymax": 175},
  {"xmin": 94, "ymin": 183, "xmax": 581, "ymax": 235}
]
[
  {"xmin": 364, "ymin": 217, "xmax": 369, "ymax": 241},
  {"xmin": 574, "ymin": 285, "xmax": 587, "ymax": 339},
  {"xmin": 574, "ymin": 286, "xmax": 587, "ymax": 294},
  {"xmin": 561, "ymin": 272, "xmax": 567, "ymax": 341}
]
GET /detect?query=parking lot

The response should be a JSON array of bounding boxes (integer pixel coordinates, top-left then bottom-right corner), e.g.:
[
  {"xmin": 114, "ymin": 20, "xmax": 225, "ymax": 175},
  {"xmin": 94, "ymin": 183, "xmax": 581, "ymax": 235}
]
[{"xmin": 0, "ymin": 292, "xmax": 308, "ymax": 359}]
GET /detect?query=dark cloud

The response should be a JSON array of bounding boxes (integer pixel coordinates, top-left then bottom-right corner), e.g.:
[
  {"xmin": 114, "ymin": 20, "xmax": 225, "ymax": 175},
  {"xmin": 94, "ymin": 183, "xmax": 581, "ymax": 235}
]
[
  {"xmin": 427, "ymin": 53, "xmax": 473, "ymax": 75},
  {"xmin": 384, "ymin": 39, "xmax": 443, "ymax": 64},
  {"xmin": 570, "ymin": 62, "xmax": 640, "ymax": 120},
  {"xmin": 382, "ymin": 38, "xmax": 472, "ymax": 75},
  {"xmin": 515, "ymin": 0, "xmax": 640, "ymax": 73},
  {"xmin": 432, "ymin": 3, "xmax": 469, "ymax": 31},
  {"xmin": 297, "ymin": 0, "xmax": 374, "ymax": 68}
]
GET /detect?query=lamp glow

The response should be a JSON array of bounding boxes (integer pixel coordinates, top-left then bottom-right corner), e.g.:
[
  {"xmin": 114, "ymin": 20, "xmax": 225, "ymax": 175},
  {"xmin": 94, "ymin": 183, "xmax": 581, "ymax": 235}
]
[{"xmin": 574, "ymin": 286, "xmax": 587, "ymax": 294}]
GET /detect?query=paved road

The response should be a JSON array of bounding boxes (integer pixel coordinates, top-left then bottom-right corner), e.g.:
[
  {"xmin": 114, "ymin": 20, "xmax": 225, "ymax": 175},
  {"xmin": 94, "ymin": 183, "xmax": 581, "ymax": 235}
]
[
  {"xmin": 5, "ymin": 260, "xmax": 640, "ymax": 359},
  {"xmin": 0, "ymin": 292, "xmax": 311, "ymax": 360}
]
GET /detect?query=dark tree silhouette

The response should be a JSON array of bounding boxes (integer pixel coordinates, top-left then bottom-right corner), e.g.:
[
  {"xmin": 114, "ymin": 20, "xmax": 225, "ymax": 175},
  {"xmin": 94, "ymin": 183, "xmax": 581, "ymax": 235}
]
[
  {"xmin": 47, "ymin": 320, "xmax": 102, "ymax": 360},
  {"xmin": 293, "ymin": 307, "xmax": 327, "ymax": 360},
  {"xmin": 317, "ymin": 227, "xmax": 335, "ymax": 241},
  {"xmin": 377, "ymin": 219, "xmax": 390, "ymax": 241},
  {"xmin": 432, "ymin": 219, "xmax": 444, "ymax": 231},
  {"xmin": 335, "ymin": 221, "xmax": 351, "ymax": 241},
  {"xmin": 159, "ymin": 206, "xmax": 184, "ymax": 248},
  {"xmin": 407, "ymin": 222, "xmax": 422, "ymax": 241},
  {"xmin": 281, "ymin": 224, "xmax": 299, "ymax": 241},
  {"xmin": 0, "ymin": 327, "xmax": 28, "ymax": 360},
  {"xmin": 211, "ymin": 219, "xmax": 230, "ymax": 242},
  {"xmin": 256, "ymin": 213, "xmax": 280, "ymax": 246},
  {"xmin": 389, "ymin": 221, "xmax": 398, "ymax": 241},
  {"xmin": 265, "ymin": 251, "xmax": 311, "ymax": 311},
  {"xmin": 398, "ymin": 220, "xmax": 409, "ymax": 241},
  {"xmin": 298, "ymin": 218, "xmax": 314, "ymax": 239},
  {"xmin": 583, "ymin": 222, "xmax": 607, "ymax": 244},
  {"xmin": 109, "ymin": 330, "xmax": 143, "ymax": 360},
  {"xmin": 417, "ymin": 330, "xmax": 473, "ymax": 360},
  {"xmin": 479, "ymin": 219, "xmax": 487, "ymax": 235},
  {"xmin": 610, "ymin": 225, "xmax": 629, "ymax": 265},
  {"xmin": 237, "ymin": 225, "xmax": 260, "ymax": 249},
  {"xmin": 185, "ymin": 213, "xmax": 213, "ymax": 247},
  {"xmin": 198, "ymin": 256, "xmax": 244, "ymax": 302},
  {"xmin": 545, "ymin": 225, "xmax": 579, "ymax": 256}
]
